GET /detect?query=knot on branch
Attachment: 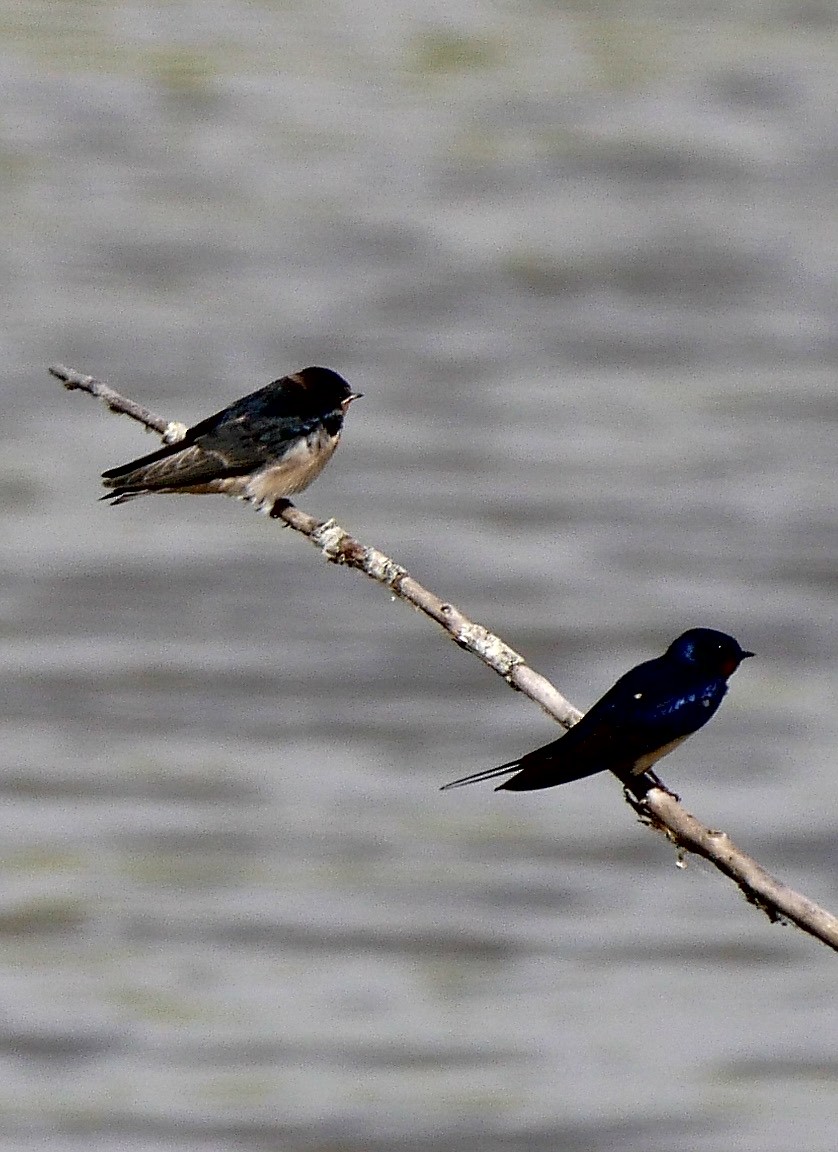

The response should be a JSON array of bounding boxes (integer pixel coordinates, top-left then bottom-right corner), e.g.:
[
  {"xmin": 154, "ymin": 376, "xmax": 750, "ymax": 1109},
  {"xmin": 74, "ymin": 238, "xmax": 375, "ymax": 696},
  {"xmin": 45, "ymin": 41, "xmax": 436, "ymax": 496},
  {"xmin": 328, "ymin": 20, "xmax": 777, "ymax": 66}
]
[
  {"xmin": 310, "ymin": 523, "xmax": 409, "ymax": 587},
  {"xmin": 365, "ymin": 550, "xmax": 410, "ymax": 589},
  {"xmin": 163, "ymin": 421, "xmax": 188, "ymax": 445},
  {"xmin": 311, "ymin": 520, "xmax": 348, "ymax": 559},
  {"xmin": 452, "ymin": 622, "xmax": 524, "ymax": 675}
]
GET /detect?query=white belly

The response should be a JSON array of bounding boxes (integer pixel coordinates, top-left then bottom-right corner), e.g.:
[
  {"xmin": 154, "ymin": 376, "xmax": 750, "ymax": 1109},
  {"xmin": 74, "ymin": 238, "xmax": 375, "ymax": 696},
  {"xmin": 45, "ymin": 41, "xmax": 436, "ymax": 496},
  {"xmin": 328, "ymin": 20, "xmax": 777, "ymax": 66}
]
[
  {"xmin": 633, "ymin": 734, "xmax": 689, "ymax": 773},
  {"xmin": 241, "ymin": 430, "xmax": 340, "ymax": 509}
]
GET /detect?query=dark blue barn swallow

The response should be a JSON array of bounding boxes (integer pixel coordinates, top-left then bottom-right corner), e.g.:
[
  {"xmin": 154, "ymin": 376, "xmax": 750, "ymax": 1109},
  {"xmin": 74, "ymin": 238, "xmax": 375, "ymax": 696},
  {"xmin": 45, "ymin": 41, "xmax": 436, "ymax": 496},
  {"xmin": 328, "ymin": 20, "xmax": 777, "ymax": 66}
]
[
  {"xmin": 101, "ymin": 366, "xmax": 361, "ymax": 510},
  {"xmin": 442, "ymin": 629, "xmax": 753, "ymax": 792}
]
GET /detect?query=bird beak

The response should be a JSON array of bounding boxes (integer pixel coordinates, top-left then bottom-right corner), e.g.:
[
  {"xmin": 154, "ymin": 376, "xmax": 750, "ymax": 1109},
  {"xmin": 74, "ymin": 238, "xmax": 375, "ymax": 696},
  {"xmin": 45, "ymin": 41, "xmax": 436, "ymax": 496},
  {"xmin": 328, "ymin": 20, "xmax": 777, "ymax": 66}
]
[
  {"xmin": 741, "ymin": 651, "xmax": 755, "ymax": 659},
  {"xmin": 344, "ymin": 392, "xmax": 363, "ymax": 406}
]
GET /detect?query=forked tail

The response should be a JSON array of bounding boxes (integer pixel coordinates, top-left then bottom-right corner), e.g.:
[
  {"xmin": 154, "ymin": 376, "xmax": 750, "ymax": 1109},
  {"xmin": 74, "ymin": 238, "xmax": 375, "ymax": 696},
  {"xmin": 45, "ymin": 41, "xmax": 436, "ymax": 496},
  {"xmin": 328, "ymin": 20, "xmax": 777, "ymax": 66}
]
[{"xmin": 440, "ymin": 760, "xmax": 520, "ymax": 791}]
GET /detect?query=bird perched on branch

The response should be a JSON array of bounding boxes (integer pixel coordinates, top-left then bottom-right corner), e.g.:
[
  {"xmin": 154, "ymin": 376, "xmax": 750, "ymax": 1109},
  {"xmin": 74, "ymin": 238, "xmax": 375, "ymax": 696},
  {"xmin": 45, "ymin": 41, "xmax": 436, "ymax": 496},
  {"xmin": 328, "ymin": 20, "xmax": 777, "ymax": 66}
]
[
  {"xmin": 101, "ymin": 366, "xmax": 361, "ymax": 511},
  {"xmin": 442, "ymin": 629, "xmax": 753, "ymax": 793}
]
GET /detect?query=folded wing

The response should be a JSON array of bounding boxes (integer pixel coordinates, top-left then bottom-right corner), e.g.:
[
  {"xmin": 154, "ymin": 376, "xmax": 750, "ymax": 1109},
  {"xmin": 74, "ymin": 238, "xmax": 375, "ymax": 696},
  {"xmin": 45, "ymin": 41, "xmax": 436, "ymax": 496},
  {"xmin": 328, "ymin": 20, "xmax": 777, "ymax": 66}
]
[{"xmin": 441, "ymin": 656, "xmax": 719, "ymax": 792}]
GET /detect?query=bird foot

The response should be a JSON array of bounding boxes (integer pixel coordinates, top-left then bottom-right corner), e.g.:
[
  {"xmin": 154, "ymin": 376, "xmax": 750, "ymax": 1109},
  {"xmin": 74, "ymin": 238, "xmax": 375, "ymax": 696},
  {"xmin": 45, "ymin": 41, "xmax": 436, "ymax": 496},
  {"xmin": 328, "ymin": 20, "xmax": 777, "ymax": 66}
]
[
  {"xmin": 621, "ymin": 770, "xmax": 680, "ymax": 803},
  {"xmin": 269, "ymin": 498, "xmax": 292, "ymax": 520},
  {"xmin": 644, "ymin": 770, "xmax": 680, "ymax": 801}
]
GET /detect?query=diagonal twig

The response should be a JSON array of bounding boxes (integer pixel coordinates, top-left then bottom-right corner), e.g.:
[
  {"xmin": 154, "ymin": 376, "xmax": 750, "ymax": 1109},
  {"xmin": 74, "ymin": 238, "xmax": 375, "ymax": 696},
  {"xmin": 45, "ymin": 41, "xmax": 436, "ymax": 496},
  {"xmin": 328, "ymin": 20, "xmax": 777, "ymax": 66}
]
[
  {"xmin": 50, "ymin": 362, "xmax": 838, "ymax": 953},
  {"xmin": 50, "ymin": 364, "xmax": 187, "ymax": 444}
]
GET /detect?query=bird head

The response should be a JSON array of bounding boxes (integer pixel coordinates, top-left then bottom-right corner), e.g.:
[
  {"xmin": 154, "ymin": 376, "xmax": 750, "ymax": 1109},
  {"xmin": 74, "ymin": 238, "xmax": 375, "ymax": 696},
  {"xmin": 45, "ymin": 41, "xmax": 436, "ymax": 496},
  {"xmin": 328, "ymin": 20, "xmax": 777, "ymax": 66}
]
[
  {"xmin": 666, "ymin": 628, "xmax": 754, "ymax": 678},
  {"xmin": 295, "ymin": 366, "xmax": 361, "ymax": 410}
]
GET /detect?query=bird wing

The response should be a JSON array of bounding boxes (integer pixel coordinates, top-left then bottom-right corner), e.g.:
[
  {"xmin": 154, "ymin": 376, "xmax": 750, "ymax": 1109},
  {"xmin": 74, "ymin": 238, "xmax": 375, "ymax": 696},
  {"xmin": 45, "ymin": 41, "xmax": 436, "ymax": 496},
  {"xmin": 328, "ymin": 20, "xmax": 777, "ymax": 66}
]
[
  {"xmin": 440, "ymin": 708, "xmax": 634, "ymax": 792},
  {"xmin": 498, "ymin": 665, "xmax": 726, "ymax": 791},
  {"xmin": 101, "ymin": 428, "xmax": 203, "ymax": 483},
  {"xmin": 494, "ymin": 712, "xmax": 648, "ymax": 790},
  {"xmin": 101, "ymin": 411, "xmax": 270, "ymax": 493},
  {"xmin": 443, "ymin": 658, "xmax": 724, "ymax": 792}
]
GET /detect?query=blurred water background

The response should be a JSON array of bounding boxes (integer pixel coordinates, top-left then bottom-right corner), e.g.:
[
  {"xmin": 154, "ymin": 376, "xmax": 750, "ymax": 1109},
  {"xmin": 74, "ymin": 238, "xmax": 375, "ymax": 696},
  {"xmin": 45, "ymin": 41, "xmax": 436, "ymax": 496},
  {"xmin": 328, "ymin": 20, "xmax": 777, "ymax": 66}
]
[{"xmin": 1, "ymin": 1, "xmax": 837, "ymax": 1149}]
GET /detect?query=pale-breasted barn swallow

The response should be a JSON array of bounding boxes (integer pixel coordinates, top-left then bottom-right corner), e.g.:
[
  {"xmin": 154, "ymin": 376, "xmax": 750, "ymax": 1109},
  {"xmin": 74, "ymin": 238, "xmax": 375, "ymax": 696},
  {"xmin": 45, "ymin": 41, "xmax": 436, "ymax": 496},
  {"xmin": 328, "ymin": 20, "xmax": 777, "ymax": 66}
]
[
  {"xmin": 442, "ymin": 629, "xmax": 753, "ymax": 792},
  {"xmin": 101, "ymin": 366, "xmax": 361, "ymax": 510}
]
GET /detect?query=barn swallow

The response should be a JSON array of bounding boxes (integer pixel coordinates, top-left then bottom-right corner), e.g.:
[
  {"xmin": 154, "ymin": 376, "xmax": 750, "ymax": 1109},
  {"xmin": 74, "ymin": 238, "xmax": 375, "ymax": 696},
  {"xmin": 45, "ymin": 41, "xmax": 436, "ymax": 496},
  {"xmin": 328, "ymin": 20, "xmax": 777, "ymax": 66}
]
[
  {"xmin": 101, "ymin": 366, "xmax": 361, "ymax": 510},
  {"xmin": 442, "ymin": 629, "xmax": 753, "ymax": 793}
]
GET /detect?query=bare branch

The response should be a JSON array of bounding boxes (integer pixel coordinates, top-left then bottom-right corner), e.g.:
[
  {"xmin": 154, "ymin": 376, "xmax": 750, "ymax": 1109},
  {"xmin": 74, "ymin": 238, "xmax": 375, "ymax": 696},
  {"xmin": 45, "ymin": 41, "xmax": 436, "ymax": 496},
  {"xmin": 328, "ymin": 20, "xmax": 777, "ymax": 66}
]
[
  {"xmin": 49, "ymin": 364, "xmax": 187, "ymax": 444},
  {"xmin": 270, "ymin": 501, "xmax": 583, "ymax": 730},
  {"xmin": 625, "ymin": 790, "xmax": 838, "ymax": 943},
  {"xmin": 52, "ymin": 363, "xmax": 838, "ymax": 954}
]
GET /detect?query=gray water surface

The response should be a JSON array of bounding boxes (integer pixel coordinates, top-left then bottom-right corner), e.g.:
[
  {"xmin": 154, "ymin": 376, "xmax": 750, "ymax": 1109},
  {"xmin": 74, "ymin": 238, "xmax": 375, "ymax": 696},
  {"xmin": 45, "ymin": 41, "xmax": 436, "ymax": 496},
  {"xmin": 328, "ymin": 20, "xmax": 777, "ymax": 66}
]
[{"xmin": 1, "ymin": 3, "xmax": 837, "ymax": 1149}]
